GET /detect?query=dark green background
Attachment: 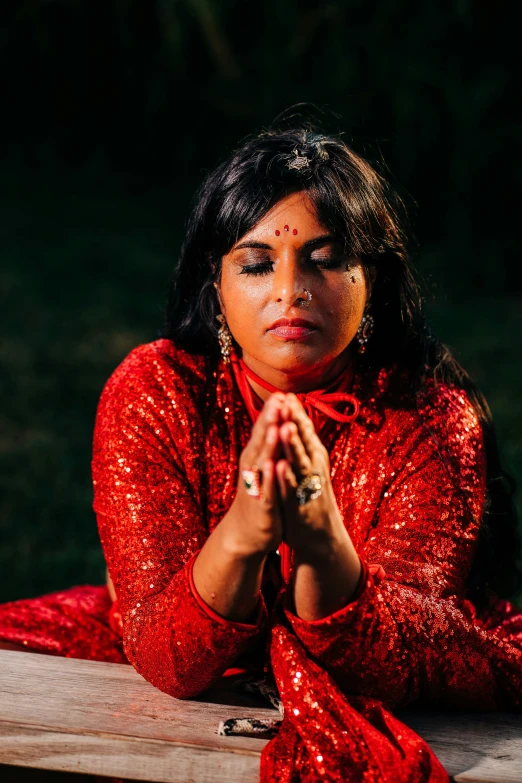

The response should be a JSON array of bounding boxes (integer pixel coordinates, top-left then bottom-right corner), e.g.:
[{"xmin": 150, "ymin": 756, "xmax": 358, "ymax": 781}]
[{"xmin": 1, "ymin": 1, "xmax": 521, "ymax": 605}]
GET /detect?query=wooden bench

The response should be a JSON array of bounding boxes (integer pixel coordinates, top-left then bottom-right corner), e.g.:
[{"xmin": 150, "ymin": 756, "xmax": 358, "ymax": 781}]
[{"xmin": 0, "ymin": 650, "xmax": 520, "ymax": 782}]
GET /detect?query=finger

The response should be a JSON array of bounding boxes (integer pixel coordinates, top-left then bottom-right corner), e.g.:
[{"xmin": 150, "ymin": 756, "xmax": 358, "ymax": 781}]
[
  {"xmin": 241, "ymin": 440, "xmax": 277, "ymax": 502},
  {"xmin": 281, "ymin": 422, "xmax": 296, "ymax": 466},
  {"xmin": 243, "ymin": 393, "xmax": 284, "ymax": 466},
  {"xmin": 283, "ymin": 394, "xmax": 324, "ymax": 460},
  {"xmin": 257, "ymin": 423, "xmax": 280, "ymax": 469},
  {"xmin": 244, "ymin": 421, "xmax": 281, "ymax": 501},
  {"xmin": 260, "ymin": 458, "xmax": 276, "ymax": 507},
  {"xmin": 275, "ymin": 459, "xmax": 298, "ymax": 503},
  {"xmin": 280, "ymin": 421, "xmax": 313, "ymax": 476}
]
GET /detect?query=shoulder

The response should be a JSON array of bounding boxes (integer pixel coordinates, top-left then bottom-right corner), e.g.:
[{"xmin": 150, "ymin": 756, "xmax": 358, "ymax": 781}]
[
  {"xmin": 425, "ymin": 378, "xmax": 488, "ymax": 509},
  {"xmin": 415, "ymin": 377, "xmax": 484, "ymax": 455},
  {"xmin": 368, "ymin": 369, "xmax": 487, "ymax": 522},
  {"xmin": 104, "ymin": 338, "xmax": 208, "ymax": 389},
  {"xmin": 371, "ymin": 365, "xmax": 487, "ymax": 493},
  {"xmin": 370, "ymin": 362, "xmax": 484, "ymax": 451},
  {"xmin": 413, "ymin": 377, "xmax": 487, "ymax": 516},
  {"xmin": 98, "ymin": 338, "xmax": 209, "ymax": 402},
  {"xmin": 94, "ymin": 339, "xmax": 212, "ymax": 431}
]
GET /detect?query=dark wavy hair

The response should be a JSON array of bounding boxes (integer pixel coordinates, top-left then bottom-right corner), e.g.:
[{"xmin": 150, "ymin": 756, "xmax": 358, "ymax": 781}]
[{"xmin": 159, "ymin": 121, "xmax": 522, "ymax": 614}]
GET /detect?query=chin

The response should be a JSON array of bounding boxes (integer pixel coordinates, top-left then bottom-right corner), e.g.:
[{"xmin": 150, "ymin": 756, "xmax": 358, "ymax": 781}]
[{"xmin": 262, "ymin": 345, "xmax": 331, "ymax": 372}]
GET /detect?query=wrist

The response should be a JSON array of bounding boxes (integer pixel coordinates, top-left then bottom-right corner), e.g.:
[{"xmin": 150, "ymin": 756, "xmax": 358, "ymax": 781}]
[
  {"xmin": 293, "ymin": 513, "xmax": 351, "ymax": 566},
  {"xmin": 220, "ymin": 511, "xmax": 270, "ymax": 564},
  {"xmin": 289, "ymin": 531, "xmax": 363, "ymax": 621}
]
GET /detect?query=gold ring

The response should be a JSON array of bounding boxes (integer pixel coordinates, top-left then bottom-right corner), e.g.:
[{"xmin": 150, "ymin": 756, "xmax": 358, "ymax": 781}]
[{"xmin": 295, "ymin": 472, "xmax": 324, "ymax": 506}]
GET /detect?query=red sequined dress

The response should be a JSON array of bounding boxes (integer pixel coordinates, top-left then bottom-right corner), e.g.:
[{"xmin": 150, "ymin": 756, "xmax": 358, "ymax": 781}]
[{"xmin": 0, "ymin": 338, "xmax": 521, "ymax": 783}]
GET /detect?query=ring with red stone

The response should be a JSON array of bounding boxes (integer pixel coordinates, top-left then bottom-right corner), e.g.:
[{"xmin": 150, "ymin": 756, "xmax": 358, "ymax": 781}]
[{"xmin": 242, "ymin": 464, "xmax": 262, "ymax": 498}]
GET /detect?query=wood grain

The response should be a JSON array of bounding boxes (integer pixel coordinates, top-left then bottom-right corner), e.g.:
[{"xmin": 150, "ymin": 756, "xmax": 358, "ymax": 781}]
[{"xmin": 0, "ymin": 650, "xmax": 520, "ymax": 782}]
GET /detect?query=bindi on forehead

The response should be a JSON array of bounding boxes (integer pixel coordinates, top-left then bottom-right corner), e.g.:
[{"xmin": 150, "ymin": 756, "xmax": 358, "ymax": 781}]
[{"xmin": 275, "ymin": 225, "xmax": 298, "ymax": 236}]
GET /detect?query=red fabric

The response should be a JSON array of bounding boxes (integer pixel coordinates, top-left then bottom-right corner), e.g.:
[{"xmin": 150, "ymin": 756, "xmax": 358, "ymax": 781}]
[
  {"xmin": 0, "ymin": 337, "xmax": 521, "ymax": 783},
  {"xmin": 229, "ymin": 344, "xmax": 378, "ymax": 626},
  {"xmin": 232, "ymin": 348, "xmax": 360, "ymax": 425}
]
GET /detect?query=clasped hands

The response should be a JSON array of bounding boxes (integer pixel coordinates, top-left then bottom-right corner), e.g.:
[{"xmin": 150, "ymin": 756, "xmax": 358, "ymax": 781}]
[{"xmin": 237, "ymin": 391, "xmax": 348, "ymax": 562}]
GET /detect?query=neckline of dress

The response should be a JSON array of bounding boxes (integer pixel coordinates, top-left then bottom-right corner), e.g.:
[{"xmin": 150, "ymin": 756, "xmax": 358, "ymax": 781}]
[{"xmin": 228, "ymin": 344, "xmax": 361, "ymax": 433}]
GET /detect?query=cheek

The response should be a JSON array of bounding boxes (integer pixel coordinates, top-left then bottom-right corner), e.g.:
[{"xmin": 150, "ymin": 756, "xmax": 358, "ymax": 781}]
[
  {"xmin": 327, "ymin": 273, "xmax": 367, "ymax": 325},
  {"xmin": 220, "ymin": 271, "xmax": 265, "ymax": 333}
]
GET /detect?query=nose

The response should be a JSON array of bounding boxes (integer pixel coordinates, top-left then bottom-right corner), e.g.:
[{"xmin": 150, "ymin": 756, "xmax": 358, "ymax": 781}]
[{"xmin": 271, "ymin": 256, "xmax": 308, "ymax": 305}]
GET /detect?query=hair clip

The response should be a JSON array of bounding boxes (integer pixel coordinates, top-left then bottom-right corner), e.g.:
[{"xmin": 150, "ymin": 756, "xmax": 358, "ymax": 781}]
[{"xmin": 287, "ymin": 149, "xmax": 310, "ymax": 171}]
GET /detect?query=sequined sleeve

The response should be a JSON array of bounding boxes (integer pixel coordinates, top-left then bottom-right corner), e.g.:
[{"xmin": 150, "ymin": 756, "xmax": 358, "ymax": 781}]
[
  {"xmin": 92, "ymin": 344, "xmax": 268, "ymax": 699},
  {"xmin": 283, "ymin": 383, "xmax": 522, "ymax": 712}
]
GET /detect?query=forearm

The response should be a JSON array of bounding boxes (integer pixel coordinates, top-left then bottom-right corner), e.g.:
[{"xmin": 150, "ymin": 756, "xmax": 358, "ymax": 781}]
[
  {"xmin": 122, "ymin": 549, "xmax": 269, "ymax": 700},
  {"xmin": 284, "ymin": 572, "xmax": 522, "ymax": 711},
  {"xmin": 118, "ymin": 508, "xmax": 269, "ymax": 699},
  {"xmin": 192, "ymin": 511, "xmax": 268, "ymax": 623},
  {"xmin": 289, "ymin": 523, "xmax": 362, "ymax": 621}
]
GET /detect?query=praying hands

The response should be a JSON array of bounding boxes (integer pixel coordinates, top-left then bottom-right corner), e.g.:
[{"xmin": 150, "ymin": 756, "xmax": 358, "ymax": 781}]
[{"xmin": 273, "ymin": 393, "xmax": 363, "ymax": 620}]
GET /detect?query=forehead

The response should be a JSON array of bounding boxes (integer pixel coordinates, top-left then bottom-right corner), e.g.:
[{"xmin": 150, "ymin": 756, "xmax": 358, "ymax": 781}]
[{"xmin": 240, "ymin": 191, "xmax": 326, "ymax": 239}]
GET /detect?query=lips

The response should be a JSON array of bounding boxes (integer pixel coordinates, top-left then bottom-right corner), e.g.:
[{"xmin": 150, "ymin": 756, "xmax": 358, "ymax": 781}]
[
  {"xmin": 267, "ymin": 318, "xmax": 318, "ymax": 341},
  {"xmin": 268, "ymin": 317, "xmax": 319, "ymax": 330}
]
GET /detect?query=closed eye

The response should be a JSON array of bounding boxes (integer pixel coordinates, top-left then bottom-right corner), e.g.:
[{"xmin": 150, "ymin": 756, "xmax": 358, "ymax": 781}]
[{"xmin": 239, "ymin": 258, "xmax": 348, "ymax": 276}]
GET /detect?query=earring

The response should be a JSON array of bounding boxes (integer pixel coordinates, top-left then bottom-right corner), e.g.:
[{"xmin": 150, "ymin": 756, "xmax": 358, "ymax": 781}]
[
  {"xmin": 355, "ymin": 305, "xmax": 374, "ymax": 354},
  {"xmin": 216, "ymin": 313, "xmax": 233, "ymax": 363}
]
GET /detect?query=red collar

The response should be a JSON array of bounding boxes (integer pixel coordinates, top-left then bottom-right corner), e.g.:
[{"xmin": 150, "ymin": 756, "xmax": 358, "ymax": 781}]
[{"xmin": 229, "ymin": 345, "xmax": 360, "ymax": 428}]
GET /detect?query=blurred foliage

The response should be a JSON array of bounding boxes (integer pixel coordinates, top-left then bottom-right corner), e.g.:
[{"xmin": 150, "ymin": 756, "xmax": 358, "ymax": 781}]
[
  {"xmin": 0, "ymin": 1, "xmax": 521, "ymax": 603},
  {"xmin": 1, "ymin": 0, "xmax": 521, "ymax": 292}
]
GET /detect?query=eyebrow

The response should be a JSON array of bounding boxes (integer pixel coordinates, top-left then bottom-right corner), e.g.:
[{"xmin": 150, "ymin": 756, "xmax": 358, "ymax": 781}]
[{"xmin": 233, "ymin": 234, "xmax": 337, "ymax": 252}]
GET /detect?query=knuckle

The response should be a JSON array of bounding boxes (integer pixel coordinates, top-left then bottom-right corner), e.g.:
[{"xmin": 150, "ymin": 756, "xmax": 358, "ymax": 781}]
[
  {"xmin": 261, "ymin": 498, "xmax": 275, "ymax": 513},
  {"xmin": 311, "ymin": 450, "xmax": 327, "ymax": 468},
  {"xmin": 240, "ymin": 449, "xmax": 252, "ymax": 467},
  {"xmin": 305, "ymin": 422, "xmax": 316, "ymax": 439}
]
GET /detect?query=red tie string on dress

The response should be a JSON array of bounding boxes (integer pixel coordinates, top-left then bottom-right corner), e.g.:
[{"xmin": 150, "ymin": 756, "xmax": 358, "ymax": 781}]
[{"xmin": 234, "ymin": 354, "xmax": 360, "ymax": 423}]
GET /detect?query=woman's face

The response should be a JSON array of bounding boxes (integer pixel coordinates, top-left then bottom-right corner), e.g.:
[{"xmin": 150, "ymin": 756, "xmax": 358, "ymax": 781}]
[{"xmin": 217, "ymin": 191, "xmax": 374, "ymax": 390}]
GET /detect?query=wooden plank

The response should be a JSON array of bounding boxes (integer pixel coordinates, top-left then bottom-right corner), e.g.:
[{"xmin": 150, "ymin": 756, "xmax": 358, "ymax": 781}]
[
  {"xmin": 393, "ymin": 709, "xmax": 522, "ymax": 783},
  {"xmin": 0, "ymin": 650, "xmax": 520, "ymax": 782},
  {"xmin": 0, "ymin": 649, "xmax": 274, "ymax": 781},
  {"xmin": 0, "ymin": 724, "xmax": 260, "ymax": 783},
  {"xmin": 0, "ymin": 650, "xmax": 276, "ymax": 749}
]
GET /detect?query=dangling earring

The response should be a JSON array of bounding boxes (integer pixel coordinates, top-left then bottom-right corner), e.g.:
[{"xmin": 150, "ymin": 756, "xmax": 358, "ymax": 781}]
[
  {"xmin": 355, "ymin": 304, "xmax": 374, "ymax": 354},
  {"xmin": 216, "ymin": 313, "xmax": 233, "ymax": 363}
]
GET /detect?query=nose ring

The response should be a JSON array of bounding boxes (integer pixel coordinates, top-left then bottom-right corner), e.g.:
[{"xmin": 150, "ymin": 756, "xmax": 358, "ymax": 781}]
[{"xmin": 300, "ymin": 288, "xmax": 312, "ymax": 306}]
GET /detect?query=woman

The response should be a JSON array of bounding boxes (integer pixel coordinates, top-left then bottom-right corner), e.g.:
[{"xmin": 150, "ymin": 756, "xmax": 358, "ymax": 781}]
[{"xmin": 0, "ymin": 124, "xmax": 521, "ymax": 783}]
